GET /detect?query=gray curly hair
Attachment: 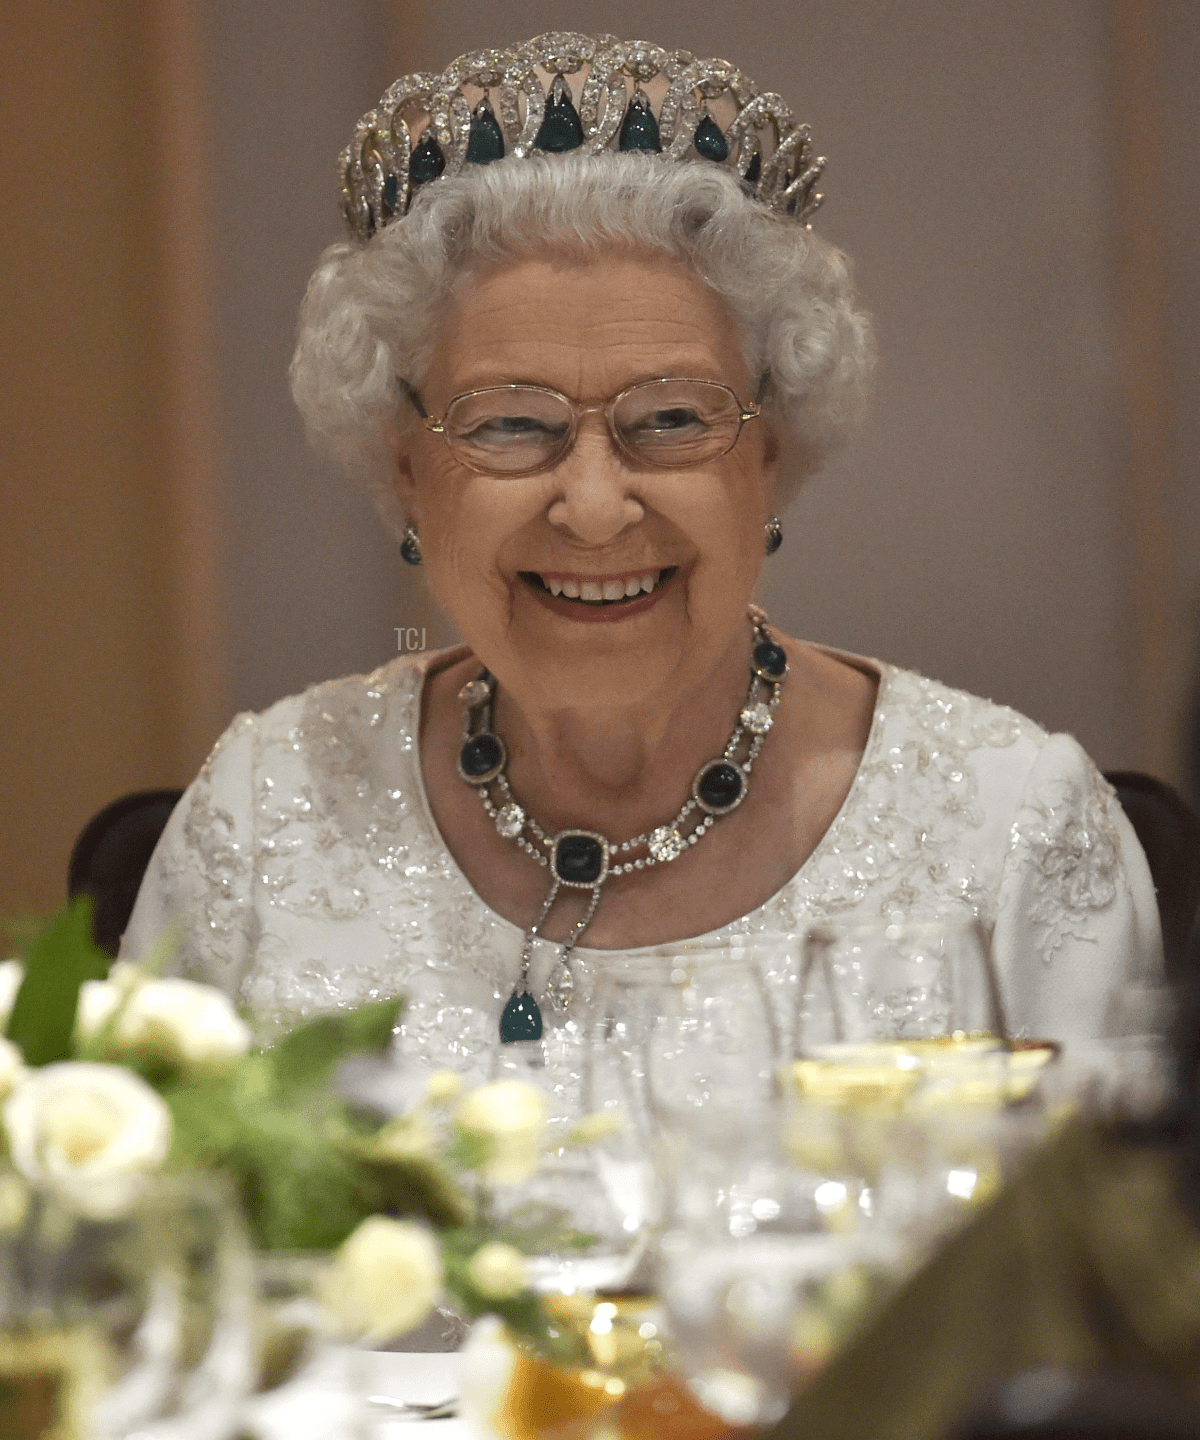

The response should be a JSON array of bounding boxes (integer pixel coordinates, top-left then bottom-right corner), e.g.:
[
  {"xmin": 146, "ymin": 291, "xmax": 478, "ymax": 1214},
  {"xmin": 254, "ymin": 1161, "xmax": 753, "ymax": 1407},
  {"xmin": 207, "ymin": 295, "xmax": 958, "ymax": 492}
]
[{"xmin": 290, "ymin": 151, "xmax": 874, "ymax": 538}]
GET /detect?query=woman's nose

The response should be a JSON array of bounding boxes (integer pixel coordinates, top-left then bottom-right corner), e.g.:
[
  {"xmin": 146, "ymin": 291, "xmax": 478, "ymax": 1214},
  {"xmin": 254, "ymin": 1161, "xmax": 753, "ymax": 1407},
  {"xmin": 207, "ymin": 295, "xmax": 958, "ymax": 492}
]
[{"xmin": 545, "ymin": 427, "xmax": 645, "ymax": 546}]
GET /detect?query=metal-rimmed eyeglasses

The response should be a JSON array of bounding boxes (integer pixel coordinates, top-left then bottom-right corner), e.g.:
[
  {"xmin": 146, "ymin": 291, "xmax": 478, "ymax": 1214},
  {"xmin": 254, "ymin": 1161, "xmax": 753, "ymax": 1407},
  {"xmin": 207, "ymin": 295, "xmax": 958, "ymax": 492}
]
[{"xmin": 403, "ymin": 378, "xmax": 762, "ymax": 478}]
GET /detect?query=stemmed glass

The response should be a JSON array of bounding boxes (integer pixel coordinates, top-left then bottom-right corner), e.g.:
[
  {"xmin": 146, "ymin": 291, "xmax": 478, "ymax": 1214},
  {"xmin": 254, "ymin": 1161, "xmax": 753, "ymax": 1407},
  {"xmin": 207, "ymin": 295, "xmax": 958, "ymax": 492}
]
[
  {"xmin": 585, "ymin": 946, "xmax": 782, "ymax": 1133},
  {"xmin": 792, "ymin": 916, "xmax": 1049, "ymax": 1254},
  {"xmin": 498, "ymin": 947, "xmax": 782, "ymax": 1298},
  {"xmin": 795, "ymin": 915, "xmax": 1005, "ymax": 1053}
]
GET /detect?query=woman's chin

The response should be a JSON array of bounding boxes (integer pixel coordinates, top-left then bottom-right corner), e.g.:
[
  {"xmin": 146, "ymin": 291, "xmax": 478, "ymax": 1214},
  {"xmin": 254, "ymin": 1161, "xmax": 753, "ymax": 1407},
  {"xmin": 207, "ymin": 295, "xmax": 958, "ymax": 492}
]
[{"xmin": 498, "ymin": 581, "xmax": 696, "ymax": 703}]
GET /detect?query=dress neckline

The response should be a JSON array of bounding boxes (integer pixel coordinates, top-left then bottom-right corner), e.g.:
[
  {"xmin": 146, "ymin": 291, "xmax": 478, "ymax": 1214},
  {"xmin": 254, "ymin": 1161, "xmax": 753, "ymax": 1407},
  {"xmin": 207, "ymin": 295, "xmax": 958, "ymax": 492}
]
[{"xmin": 402, "ymin": 642, "xmax": 894, "ymax": 957}]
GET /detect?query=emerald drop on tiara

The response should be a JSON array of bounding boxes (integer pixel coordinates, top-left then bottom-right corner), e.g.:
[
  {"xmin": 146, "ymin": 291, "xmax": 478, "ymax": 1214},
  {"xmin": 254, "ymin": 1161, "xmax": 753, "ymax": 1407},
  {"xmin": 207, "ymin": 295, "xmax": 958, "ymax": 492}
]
[
  {"xmin": 534, "ymin": 75, "xmax": 584, "ymax": 153},
  {"xmin": 410, "ymin": 131, "xmax": 446, "ymax": 187},
  {"xmin": 693, "ymin": 114, "xmax": 730, "ymax": 163},
  {"xmin": 467, "ymin": 97, "xmax": 506, "ymax": 165},
  {"xmin": 618, "ymin": 89, "xmax": 661, "ymax": 153},
  {"xmin": 382, "ymin": 173, "xmax": 400, "ymax": 218}
]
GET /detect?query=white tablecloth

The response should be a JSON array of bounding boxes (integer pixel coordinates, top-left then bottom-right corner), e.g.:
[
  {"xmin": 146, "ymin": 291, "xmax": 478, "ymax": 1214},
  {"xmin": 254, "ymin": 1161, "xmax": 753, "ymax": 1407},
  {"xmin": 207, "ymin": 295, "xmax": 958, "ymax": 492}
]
[{"xmin": 242, "ymin": 1350, "xmax": 468, "ymax": 1440}]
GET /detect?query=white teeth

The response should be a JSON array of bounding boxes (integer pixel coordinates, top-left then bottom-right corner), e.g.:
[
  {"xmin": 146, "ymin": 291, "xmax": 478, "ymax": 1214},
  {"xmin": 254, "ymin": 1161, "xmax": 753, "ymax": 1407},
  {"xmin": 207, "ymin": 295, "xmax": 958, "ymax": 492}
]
[{"xmin": 542, "ymin": 570, "xmax": 665, "ymax": 602}]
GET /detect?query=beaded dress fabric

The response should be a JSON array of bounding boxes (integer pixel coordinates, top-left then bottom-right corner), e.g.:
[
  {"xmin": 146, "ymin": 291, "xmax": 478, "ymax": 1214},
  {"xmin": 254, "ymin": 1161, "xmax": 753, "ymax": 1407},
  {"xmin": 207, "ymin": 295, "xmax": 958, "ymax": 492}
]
[{"xmin": 122, "ymin": 647, "xmax": 1162, "ymax": 1115}]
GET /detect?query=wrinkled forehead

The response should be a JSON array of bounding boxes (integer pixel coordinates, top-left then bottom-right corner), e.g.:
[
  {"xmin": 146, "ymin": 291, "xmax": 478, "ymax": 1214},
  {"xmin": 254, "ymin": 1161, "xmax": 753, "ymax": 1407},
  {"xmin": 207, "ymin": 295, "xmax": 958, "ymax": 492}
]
[{"xmin": 427, "ymin": 253, "xmax": 752, "ymax": 398}]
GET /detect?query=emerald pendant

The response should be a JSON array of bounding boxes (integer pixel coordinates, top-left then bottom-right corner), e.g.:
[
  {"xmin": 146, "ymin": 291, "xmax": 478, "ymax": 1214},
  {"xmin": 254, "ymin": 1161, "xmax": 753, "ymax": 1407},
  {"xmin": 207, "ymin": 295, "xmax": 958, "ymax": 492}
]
[
  {"xmin": 410, "ymin": 131, "xmax": 446, "ymax": 187},
  {"xmin": 467, "ymin": 96, "xmax": 505, "ymax": 164},
  {"xmin": 534, "ymin": 75, "xmax": 584, "ymax": 153},
  {"xmin": 743, "ymin": 146, "xmax": 762, "ymax": 187},
  {"xmin": 382, "ymin": 173, "xmax": 400, "ymax": 218},
  {"xmin": 618, "ymin": 90, "xmax": 661, "ymax": 152},
  {"xmin": 500, "ymin": 989, "xmax": 543, "ymax": 1043},
  {"xmin": 693, "ymin": 114, "xmax": 729, "ymax": 163}
]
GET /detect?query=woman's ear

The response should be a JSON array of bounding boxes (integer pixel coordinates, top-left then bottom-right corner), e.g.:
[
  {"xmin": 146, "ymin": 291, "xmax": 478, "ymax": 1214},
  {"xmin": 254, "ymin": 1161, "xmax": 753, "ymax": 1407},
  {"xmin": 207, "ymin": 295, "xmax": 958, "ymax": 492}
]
[
  {"xmin": 760, "ymin": 420, "xmax": 783, "ymax": 513},
  {"xmin": 393, "ymin": 434, "xmax": 419, "ymax": 514}
]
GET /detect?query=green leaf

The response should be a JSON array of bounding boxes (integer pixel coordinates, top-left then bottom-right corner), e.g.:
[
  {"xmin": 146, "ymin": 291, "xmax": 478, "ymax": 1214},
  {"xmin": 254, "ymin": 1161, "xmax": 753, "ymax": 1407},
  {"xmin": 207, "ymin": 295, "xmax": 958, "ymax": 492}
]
[
  {"xmin": 365, "ymin": 1153, "xmax": 472, "ymax": 1229},
  {"xmin": 164, "ymin": 1066, "xmax": 387, "ymax": 1250},
  {"xmin": 268, "ymin": 998, "xmax": 404, "ymax": 1092},
  {"xmin": 7, "ymin": 899, "xmax": 110, "ymax": 1066}
]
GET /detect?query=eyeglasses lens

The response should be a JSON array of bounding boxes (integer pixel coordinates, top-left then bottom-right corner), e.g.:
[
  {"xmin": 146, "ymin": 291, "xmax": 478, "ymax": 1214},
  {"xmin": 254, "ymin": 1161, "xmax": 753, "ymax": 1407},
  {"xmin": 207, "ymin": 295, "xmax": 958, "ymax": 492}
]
[
  {"xmin": 445, "ymin": 388, "xmax": 573, "ymax": 474},
  {"xmin": 612, "ymin": 380, "xmax": 741, "ymax": 465}
]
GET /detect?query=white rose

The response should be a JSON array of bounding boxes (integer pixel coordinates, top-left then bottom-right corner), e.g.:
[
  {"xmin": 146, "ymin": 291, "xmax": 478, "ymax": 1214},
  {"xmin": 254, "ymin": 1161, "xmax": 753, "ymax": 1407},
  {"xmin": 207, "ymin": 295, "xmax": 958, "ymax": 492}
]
[
  {"xmin": 4, "ymin": 1063, "xmax": 172, "ymax": 1219},
  {"xmin": 78, "ymin": 973, "xmax": 251, "ymax": 1068},
  {"xmin": 0, "ymin": 959, "xmax": 24, "ymax": 1031},
  {"xmin": 76, "ymin": 978, "xmax": 123, "ymax": 1042},
  {"xmin": 467, "ymin": 1242, "xmax": 529, "ymax": 1300},
  {"xmin": 454, "ymin": 1081, "xmax": 548, "ymax": 1185},
  {"xmin": 321, "ymin": 1217, "xmax": 442, "ymax": 1342},
  {"xmin": 0, "ymin": 1038, "xmax": 27, "ymax": 1101}
]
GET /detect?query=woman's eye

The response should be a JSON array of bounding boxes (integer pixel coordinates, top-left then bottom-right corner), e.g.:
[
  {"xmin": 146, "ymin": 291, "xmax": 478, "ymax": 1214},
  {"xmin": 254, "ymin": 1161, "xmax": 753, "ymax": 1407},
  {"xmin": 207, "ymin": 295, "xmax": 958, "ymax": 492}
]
[
  {"xmin": 469, "ymin": 416, "xmax": 563, "ymax": 442},
  {"xmin": 633, "ymin": 407, "xmax": 706, "ymax": 433}
]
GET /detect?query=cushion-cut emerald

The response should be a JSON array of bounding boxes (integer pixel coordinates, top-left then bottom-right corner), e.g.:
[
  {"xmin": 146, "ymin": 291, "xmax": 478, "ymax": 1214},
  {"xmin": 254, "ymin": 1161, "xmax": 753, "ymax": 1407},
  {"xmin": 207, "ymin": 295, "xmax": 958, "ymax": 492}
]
[
  {"xmin": 553, "ymin": 833, "xmax": 605, "ymax": 885},
  {"xmin": 753, "ymin": 640, "xmax": 788, "ymax": 679}
]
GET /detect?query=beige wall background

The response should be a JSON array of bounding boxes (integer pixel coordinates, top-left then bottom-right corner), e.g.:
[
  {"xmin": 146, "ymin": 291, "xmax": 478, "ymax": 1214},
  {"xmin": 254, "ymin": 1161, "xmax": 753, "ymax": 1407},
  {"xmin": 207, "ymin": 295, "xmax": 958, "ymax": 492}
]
[{"xmin": 2, "ymin": 0, "xmax": 1197, "ymax": 917}]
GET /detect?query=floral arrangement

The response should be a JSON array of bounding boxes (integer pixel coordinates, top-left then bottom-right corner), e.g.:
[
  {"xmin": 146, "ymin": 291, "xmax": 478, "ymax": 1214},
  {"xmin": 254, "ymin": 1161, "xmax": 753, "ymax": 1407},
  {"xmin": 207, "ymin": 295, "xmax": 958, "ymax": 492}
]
[{"xmin": 0, "ymin": 901, "xmax": 585, "ymax": 1357}]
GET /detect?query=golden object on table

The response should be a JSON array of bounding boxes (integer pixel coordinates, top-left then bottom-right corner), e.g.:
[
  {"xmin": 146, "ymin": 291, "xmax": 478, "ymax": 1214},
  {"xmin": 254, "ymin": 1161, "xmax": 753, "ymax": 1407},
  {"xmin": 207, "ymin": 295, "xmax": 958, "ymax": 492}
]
[
  {"xmin": 478, "ymin": 1294, "xmax": 762, "ymax": 1439},
  {"xmin": 489, "ymin": 1294, "xmax": 665, "ymax": 1440}
]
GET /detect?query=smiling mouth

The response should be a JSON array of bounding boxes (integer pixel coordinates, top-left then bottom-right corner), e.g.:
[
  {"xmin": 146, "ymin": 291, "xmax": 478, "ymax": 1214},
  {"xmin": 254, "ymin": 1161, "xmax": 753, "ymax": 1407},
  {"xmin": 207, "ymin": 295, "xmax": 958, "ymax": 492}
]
[{"xmin": 519, "ymin": 567, "xmax": 679, "ymax": 607}]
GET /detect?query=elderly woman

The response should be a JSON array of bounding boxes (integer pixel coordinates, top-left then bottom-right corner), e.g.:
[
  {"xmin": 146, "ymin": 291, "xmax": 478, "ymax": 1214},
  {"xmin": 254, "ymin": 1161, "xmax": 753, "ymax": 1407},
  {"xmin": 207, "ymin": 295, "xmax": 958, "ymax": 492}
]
[{"xmin": 123, "ymin": 33, "xmax": 1161, "ymax": 1089}]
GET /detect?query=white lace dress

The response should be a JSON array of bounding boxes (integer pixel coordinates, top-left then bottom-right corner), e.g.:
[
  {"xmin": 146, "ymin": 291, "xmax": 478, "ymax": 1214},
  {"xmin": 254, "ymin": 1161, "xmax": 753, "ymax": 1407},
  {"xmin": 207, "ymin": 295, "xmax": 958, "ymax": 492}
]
[{"xmin": 122, "ymin": 646, "xmax": 1163, "ymax": 1109}]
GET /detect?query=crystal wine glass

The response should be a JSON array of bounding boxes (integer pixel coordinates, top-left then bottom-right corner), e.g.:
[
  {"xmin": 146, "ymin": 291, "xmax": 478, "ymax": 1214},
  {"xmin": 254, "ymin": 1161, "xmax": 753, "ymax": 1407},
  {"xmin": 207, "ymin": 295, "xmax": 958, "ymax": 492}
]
[
  {"xmin": 795, "ymin": 915, "xmax": 1005, "ymax": 1054},
  {"xmin": 514, "ymin": 949, "xmax": 781, "ymax": 1297},
  {"xmin": 654, "ymin": 1112, "xmax": 908, "ymax": 1428}
]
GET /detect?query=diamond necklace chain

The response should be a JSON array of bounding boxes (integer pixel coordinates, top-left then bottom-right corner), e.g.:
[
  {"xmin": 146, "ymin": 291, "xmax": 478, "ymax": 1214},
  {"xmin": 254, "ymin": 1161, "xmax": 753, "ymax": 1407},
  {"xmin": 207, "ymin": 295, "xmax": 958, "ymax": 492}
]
[{"xmin": 454, "ymin": 607, "xmax": 789, "ymax": 1042}]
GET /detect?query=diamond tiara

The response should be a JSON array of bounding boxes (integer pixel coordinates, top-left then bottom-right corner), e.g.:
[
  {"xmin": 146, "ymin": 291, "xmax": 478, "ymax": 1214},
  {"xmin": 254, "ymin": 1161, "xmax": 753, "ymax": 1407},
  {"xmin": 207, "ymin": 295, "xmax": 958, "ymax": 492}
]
[{"xmin": 340, "ymin": 31, "xmax": 827, "ymax": 246}]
